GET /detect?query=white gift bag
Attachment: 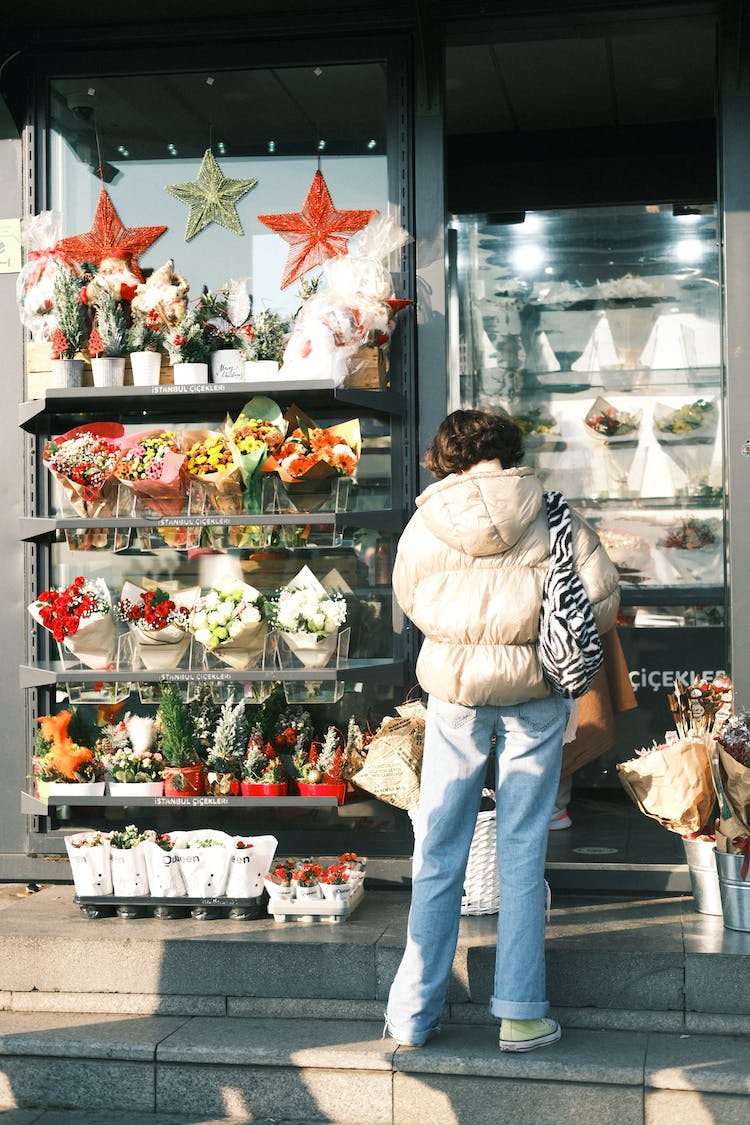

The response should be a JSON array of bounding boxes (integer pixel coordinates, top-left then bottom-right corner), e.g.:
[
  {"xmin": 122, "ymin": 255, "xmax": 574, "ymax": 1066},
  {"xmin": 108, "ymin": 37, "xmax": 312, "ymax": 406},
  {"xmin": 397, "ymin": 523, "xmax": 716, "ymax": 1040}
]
[
  {"xmin": 142, "ymin": 839, "xmax": 187, "ymax": 897},
  {"xmin": 64, "ymin": 835, "xmax": 113, "ymax": 896},
  {"xmin": 225, "ymin": 835, "xmax": 278, "ymax": 898},
  {"xmin": 110, "ymin": 844, "xmax": 150, "ymax": 897},
  {"xmin": 172, "ymin": 829, "xmax": 233, "ymax": 897}
]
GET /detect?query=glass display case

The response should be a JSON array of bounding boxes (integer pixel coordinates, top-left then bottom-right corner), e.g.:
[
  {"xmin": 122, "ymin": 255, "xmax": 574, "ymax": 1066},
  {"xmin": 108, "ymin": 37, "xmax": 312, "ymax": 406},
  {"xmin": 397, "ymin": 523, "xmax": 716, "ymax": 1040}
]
[{"xmin": 448, "ymin": 203, "xmax": 727, "ymax": 775}]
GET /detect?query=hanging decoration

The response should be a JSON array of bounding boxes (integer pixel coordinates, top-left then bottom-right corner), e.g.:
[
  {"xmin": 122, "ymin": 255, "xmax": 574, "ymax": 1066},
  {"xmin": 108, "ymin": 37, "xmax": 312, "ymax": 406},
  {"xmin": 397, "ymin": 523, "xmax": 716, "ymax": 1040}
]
[
  {"xmin": 55, "ymin": 188, "xmax": 166, "ymax": 282},
  {"xmin": 165, "ymin": 149, "xmax": 257, "ymax": 241},
  {"xmin": 258, "ymin": 168, "xmax": 377, "ymax": 290}
]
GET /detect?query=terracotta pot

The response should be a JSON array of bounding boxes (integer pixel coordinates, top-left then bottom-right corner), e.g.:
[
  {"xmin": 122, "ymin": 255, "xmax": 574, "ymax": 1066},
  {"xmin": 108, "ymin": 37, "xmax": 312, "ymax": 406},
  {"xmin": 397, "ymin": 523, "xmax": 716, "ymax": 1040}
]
[
  {"xmin": 162, "ymin": 764, "xmax": 206, "ymax": 797},
  {"xmin": 240, "ymin": 781, "xmax": 289, "ymax": 797}
]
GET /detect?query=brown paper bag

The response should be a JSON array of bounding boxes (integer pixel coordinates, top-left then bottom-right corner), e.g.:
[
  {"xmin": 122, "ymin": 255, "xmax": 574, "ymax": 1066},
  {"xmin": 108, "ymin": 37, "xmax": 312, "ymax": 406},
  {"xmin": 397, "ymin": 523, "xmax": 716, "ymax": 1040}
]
[
  {"xmin": 716, "ymin": 744, "xmax": 750, "ymax": 834},
  {"xmin": 352, "ymin": 702, "xmax": 426, "ymax": 811},
  {"xmin": 616, "ymin": 734, "xmax": 715, "ymax": 834}
]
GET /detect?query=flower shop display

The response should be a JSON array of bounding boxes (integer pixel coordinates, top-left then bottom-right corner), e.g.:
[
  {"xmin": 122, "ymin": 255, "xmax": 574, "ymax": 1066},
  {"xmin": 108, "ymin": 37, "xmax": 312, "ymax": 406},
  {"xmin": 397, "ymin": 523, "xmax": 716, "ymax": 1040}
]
[
  {"xmin": 29, "ymin": 575, "xmax": 115, "ymax": 670},
  {"xmin": 87, "ymin": 281, "xmax": 128, "ymax": 386},
  {"xmin": 49, "ymin": 269, "xmax": 87, "ymax": 387},
  {"xmin": 117, "ymin": 581, "xmax": 198, "ymax": 672},
  {"xmin": 183, "ymin": 429, "xmax": 244, "ymax": 514},
  {"xmin": 126, "ymin": 308, "xmax": 163, "ymax": 386},
  {"xmin": 36, "ymin": 709, "xmax": 105, "ymax": 795},
  {"xmin": 205, "ymin": 699, "xmax": 247, "ymax": 795},
  {"xmin": 43, "ymin": 422, "xmax": 125, "ymax": 519},
  {"xmin": 164, "ymin": 310, "xmax": 210, "ymax": 383},
  {"xmin": 97, "ymin": 713, "xmax": 164, "ymax": 796},
  {"xmin": 157, "ymin": 682, "xmax": 206, "ymax": 796},
  {"xmin": 64, "ymin": 831, "xmax": 113, "ymax": 896},
  {"xmin": 141, "ymin": 831, "xmax": 186, "ymax": 897},
  {"xmin": 263, "ymin": 853, "xmax": 367, "ymax": 921},
  {"xmin": 116, "ymin": 430, "xmax": 190, "ymax": 518},
  {"xmin": 269, "ymin": 565, "xmax": 348, "ymax": 670},
  {"xmin": 277, "ymin": 212, "xmax": 411, "ymax": 386},
  {"xmin": 293, "ymin": 722, "xmax": 362, "ymax": 803},
  {"xmin": 16, "ymin": 210, "xmax": 72, "ymax": 341},
  {"xmin": 189, "ymin": 581, "xmax": 269, "ymax": 670},
  {"xmin": 109, "ymin": 824, "xmax": 151, "ymax": 897},
  {"xmin": 197, "ymin": 279, "xmax": 255, "ymax": 381},
  {"xmin": 262, "ymin": 405, "xmax": 360, "ymax": 512},
  {"xmin": 659, "ymin": 517, "xmax": 723, "ymax": 583},
  {"xmin": 225, "ymin": 396, "xmax": 286, "ymax": 514},
  {"xmin": 584, "ymin": 396, "xmax": 641, "ymax": 442},
  {"xmin": 241, "ymin": 726, "xmax": 289, "ymax": 796}
]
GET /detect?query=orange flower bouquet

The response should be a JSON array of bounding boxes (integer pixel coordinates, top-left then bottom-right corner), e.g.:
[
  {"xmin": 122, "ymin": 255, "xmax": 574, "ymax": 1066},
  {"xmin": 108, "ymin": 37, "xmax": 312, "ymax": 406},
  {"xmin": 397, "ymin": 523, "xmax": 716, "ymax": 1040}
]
[{"xmin": 262, "ymin": 405, "xmax": 360, "ymax": 512}]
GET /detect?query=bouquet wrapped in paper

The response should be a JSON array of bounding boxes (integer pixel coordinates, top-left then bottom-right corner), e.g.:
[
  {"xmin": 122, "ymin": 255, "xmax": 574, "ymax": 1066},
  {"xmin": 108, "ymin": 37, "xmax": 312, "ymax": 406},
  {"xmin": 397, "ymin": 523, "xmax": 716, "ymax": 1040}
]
[
  {"xmin": 584, "ymin": 396, "xmax": 641, "ymax": 443},
  {"xmin": 16, "ymin": 210, "xmax": 75, "ymax": 341},
  {"xmin": 281, "ymin": 214, "xmax": 412, "ymax": 386},
  {"xmin": 714, "ymin": 713, "xmax": 750, "ymax": 875},
  {"xmin": 141, "ymin": 831, "xmax": 186, "ymax": 897},
  {"xmin": 617, "ymin": 733, "xmax": 716, "ymax": 835},
  {"xmin": 262, "ymin": 405, "xmax": 360, "ymax": 511},
  {"xmin": 29, "ymin": 575, "xmax": 115, "ymax": 669},
  {"xmin": 116, "ymin": 430, "xmax": 188, "ymax": 517},
  {"xmin": 43, "ymin": 423, "xmax": 126, "ymax": 518},
  {"xmin": 183, "ymin": 429, "xmax": 244, "ymax": 515},
  {"xmin": 189, "ymin": 581, "xmax": 269, "ymax": 670},
  {"xmin": 117, "ymin": 581, "xmax": 199, "ymax": 671},
  {"xmin": 269, "ymin": 564, "xmax": 347, "ymax": 669},
  {"xmin": 225, "ymin": 395, "xmax": 286, "ymax": 513}
]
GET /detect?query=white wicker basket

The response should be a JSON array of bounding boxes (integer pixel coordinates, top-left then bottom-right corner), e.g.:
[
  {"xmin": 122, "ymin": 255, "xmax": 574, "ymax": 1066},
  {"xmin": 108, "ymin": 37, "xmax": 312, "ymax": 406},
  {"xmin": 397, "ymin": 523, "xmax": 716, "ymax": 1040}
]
[
  {"xmin": 461, "ymin": 789, "xmax": 499, "ymax": 915},
  {"xmin": 460, "ymin": 789, "xmax": 552, "ymax": 919}
]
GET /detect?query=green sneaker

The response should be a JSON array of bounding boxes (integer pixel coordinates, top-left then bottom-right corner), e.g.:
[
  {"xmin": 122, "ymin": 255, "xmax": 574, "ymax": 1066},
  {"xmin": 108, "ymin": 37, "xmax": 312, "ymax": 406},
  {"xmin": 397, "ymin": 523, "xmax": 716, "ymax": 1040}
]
[{"xmin": 499, "ymin": 1017, "xmax": 561, "ymax": 1052}]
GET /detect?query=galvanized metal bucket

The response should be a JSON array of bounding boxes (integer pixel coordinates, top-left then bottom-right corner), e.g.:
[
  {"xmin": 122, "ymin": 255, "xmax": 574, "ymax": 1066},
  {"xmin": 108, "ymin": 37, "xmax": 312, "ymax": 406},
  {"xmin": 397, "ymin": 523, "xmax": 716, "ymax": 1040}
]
[
  {"xmin": 682, "ymin": 838, "xmax": 723, "ymax": 916},
  {"xmin": 715, "ymin": 851, "xmax": 750, "ymax": 932}
]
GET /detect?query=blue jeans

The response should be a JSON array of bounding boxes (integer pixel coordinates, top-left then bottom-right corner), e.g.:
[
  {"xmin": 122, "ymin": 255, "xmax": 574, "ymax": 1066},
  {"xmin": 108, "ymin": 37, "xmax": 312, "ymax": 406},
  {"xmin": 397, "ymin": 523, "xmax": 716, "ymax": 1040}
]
[{"xmin": 385, "ymin": 692, "xmax": 568, "ymax": 1044}]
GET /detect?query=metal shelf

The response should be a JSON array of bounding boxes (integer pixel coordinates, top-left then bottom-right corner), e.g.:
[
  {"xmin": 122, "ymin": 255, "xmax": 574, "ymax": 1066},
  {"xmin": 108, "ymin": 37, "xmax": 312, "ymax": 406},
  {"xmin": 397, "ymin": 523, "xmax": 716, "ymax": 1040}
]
[
  {"xmin": 21, "ymin": 791, "xmax": 340, "ymax": 814},
  {"xmin": 19, "ymin": 382, "xmax": 406, "ymax": 431}
]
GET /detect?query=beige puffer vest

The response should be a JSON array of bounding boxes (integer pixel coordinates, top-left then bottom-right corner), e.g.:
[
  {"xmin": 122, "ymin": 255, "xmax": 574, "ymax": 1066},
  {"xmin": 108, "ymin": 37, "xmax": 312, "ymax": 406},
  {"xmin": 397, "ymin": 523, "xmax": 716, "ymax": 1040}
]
[{"xmin": 392, "ymin": 463, "xmax": 621, "ymax": 707}]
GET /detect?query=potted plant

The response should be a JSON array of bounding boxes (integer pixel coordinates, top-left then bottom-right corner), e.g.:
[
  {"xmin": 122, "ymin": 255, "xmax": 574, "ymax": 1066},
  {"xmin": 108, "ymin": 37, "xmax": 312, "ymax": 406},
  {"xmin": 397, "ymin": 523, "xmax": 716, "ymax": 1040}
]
[
  {"xmin": 108, "ymin": 823, "xmax": 151, "ymax": 900},
  {"xmin": 241, "ymin": 726, "xmax": 289, "ymax": 796},
  {"xmin": 87, "ymin": 282, "xmax": 128, "ymax": 387},
  {"xmin": 263, "ymin": 861, "xmax": 295, "ymax": 902},
  {"xmin": 197, "ymin": 280, "xmax": 254, "ymax": 383},
  {"xmin": 319, "ymin": 862, "xmax": 352, "ymax": 902},
  {"xmin": 36, "ymin": 710, "xmax": 105, "ymax": 796},
  {"xmin": 205, "ymin": 699, "xmax": 246, "ymax": 795},
  {"xmin": 126, "ymin": 307, "xmax": 163, "ymax": 386},
  {"xmin": 50, "ymin": 269, "xmax": 86, "ymax": 387},
  {"xmin": 156, "ymin": 682, "xmax": 206, "ymax": 796},
  {"xmin": 97, "ymin": 713, "xmax": 164, "ymax": 797},
  {"xmin": 293, "ymin": 725, "xmax": 352, "ymax": 805},
  {"xmin": 291, "ymin": 860, "xmax": 324, "ymax": 901},
  {"xmin": 245, "ymin": 307, "xmax": 288, "ymax": 377},
  {"xmin": 163, "ymin": 310, "xmax": 210, "ymax": 384}
]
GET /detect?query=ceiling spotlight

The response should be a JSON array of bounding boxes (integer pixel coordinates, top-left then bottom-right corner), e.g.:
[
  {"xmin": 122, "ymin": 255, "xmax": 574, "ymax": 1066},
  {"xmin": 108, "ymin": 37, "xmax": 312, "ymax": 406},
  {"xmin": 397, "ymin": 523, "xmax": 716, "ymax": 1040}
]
[
  {"xmin": 206, "ymin": 76, "xmax": 215, "ymax": 86},
  {"xmin": 313, "ymin": 67, "xmax": 323, "ymax": 77},
  {"xmin": 116, "ymin": 145, "xmax": 129, "ymax": 157},
  {"xmin": 267, "ymin": 140, "xmax": 276, "ymax": 154},
  {"xmin": 317, "ymin": 139, "xmax": 326, "ymax": 151},
  {"xmin": 367, "ymin": 139, "xmax": 377, "ymax": 150},
  {"xmin": 217, "ymin": 141, "xmax": 226, "ymax": 155},
  {"xmin": 167, "ymin": 143, "xmax": 178, "ymax": 156},
  {"xmin": 87, "ymin": 87, "xmax": 96, "ymax": 97}
]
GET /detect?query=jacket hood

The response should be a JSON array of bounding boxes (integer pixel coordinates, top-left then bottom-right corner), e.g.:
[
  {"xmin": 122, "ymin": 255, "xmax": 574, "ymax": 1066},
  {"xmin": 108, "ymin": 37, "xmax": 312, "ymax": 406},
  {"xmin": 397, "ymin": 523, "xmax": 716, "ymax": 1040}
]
[{"xmin": 415, "ymin": 464, "xmax": 544, "ymax": 557}]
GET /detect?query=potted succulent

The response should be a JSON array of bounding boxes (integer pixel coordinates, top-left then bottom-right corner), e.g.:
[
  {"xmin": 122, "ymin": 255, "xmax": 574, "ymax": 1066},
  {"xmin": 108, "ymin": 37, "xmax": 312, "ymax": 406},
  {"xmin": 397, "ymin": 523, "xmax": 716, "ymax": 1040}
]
[
  {"xmin": 50, "ymin": 269, "xmax": 86, "ymax": 387},
  {"xmin": 87, "ymin": 282, "xmax": 128, "ymax": 387},
  {"xmin": 156, "ymin": 682, "xmax": 206, "ymax": 796}
]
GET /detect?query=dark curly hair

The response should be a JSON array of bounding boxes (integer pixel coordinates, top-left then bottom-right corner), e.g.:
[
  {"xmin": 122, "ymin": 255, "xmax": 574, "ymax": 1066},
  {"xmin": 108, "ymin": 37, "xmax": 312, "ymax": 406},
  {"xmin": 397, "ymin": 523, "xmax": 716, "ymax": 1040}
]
[{"xmin": 424, "ymin": 409, "xmax": 524, "ymax": 479}]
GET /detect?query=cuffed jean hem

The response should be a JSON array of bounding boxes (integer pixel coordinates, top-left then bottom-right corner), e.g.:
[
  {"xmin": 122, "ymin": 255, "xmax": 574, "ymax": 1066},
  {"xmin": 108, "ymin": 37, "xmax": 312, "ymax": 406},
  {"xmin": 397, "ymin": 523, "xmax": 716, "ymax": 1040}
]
[
  {"xmin": 490, "ymin": 997, "xmax": 550, "ymax": 1020},
  {"xmin": 383, "ymin": 1012, "xmax": 441, "ymax": 1046}
]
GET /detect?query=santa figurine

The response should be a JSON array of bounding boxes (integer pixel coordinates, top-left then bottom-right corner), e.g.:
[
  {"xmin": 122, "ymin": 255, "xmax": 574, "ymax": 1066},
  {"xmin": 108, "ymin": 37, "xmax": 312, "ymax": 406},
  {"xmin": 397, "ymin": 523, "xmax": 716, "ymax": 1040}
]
[
  {"xmin": 82, "ymin": 255, "xmax": 141, "ymax": 306},
  {"xmin": 131, "ymin": 259, "xmax": 190, "ymax": 329}
]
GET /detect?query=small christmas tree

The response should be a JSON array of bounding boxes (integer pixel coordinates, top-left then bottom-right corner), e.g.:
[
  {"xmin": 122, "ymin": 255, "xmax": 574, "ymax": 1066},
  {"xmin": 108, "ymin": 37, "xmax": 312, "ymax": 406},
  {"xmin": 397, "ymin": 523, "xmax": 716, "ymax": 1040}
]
[
  {"xmin": 206, "ymin": 699, "xmax": 248, "ymax": 774},
  {"xmin": 157, "ymin": 683, "xmax": 200, "ymax": 767},
  {"xmin": 51, "ymin": 270, "xmax": 86, "ymax": 359},
  {"xmin": 190, "ymin": 684, "xmax": 221, "ymax": 754},
  {"xmin": 89, "ymin": 282, "xmax": 127, "ymax": 357},
  {"xmin": 247, "ymin": 308, "xmax": 287, "ymax": 364}
]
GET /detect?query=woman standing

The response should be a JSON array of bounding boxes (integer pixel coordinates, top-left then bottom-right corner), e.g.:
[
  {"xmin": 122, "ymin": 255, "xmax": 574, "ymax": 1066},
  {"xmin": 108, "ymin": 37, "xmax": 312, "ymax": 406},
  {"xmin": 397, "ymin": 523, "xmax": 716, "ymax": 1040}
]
[{"xmin": 384, "ymin": 409, "xmax": 620, "ymax": 1052}]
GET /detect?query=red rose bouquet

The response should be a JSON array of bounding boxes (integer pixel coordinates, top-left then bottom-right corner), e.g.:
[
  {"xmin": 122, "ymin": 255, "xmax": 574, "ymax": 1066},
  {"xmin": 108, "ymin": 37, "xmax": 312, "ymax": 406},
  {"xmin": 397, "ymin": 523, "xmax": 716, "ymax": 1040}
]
[
  {"xmin": 117, "ymin": 580, "xmax": 199, "ymax": 671},
  {"xmin": 29, "ymin": 575, "xmax": 115, "ymax": 669}
]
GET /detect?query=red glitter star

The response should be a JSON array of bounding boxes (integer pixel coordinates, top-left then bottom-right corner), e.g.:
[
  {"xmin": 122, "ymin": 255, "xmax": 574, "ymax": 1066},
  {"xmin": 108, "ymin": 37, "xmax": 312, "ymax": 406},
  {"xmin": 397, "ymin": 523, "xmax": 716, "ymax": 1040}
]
[
  {"xmin": 56, "ymin": 187, "xmax": 166, "ymax": 282},
  {"xmin": 258, "ymin": 169, "xmax": 377, "ymax": 290}
]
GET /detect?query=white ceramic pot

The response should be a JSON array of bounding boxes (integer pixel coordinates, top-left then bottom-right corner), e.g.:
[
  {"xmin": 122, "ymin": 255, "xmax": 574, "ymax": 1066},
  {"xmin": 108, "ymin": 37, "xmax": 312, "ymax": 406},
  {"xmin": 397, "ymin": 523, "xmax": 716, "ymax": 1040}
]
[
  {"xmin": 245, "ymin": 360, "xmax": 279, "ymax": 380},
  {"xmin": 130, "ymin": 350, "xmax": 161, "ymax": 386},
  {"xmin": 108, "ymin": 781, "xmax": 164, "ymax": 797},
  {"xmin": 50, "ymin": 359, "xmax": 84, "ymax": 388},
  {"xmin": 48, "ymin": 781, "xmax": 106, "ymax": 796},
  {"xmin": 91, "ymin": 357, "xmax": 126, "ymax": 387},
  {"xmin": 172, "ymin": 362, "xmax": 209, "ymax": 385},
  {"xmin": 210, "ymin": 349, "xmax": 246, "ymax": 383}
]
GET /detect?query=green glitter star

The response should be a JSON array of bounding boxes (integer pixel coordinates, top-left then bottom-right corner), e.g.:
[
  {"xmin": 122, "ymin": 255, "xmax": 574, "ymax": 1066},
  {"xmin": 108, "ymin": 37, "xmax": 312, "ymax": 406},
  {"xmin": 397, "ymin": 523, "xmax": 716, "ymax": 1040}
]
[{"xmin": 165, "ymin": 149, "xmax": 257, "ymax": 241}]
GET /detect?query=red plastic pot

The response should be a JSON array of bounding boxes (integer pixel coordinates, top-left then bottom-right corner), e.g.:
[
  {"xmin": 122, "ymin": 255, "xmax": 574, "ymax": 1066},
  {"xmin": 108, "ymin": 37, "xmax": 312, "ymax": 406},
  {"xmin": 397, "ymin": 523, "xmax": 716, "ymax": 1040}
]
[
  {"xmin": 240, "ymin": 781, "xmax": 289, "ymax": 797},
  {"xmin": 296, "ymin": 781, "xmax": 347, "ymax": 805}
]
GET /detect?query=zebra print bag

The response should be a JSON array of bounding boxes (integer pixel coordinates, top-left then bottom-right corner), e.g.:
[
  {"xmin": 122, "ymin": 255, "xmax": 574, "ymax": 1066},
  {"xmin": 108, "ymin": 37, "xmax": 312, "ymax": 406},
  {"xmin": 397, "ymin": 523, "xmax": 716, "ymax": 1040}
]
[{"xmin": 538, "ymin": 490, "xmax": 603, "ymax": 699}]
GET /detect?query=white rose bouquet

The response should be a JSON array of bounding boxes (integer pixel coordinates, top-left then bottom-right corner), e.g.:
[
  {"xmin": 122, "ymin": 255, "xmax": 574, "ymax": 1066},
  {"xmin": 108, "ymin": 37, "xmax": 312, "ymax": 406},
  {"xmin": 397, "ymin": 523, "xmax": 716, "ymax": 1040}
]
[
  {"xmin": 189, "ymin": 582, "xmax": 269, "ymax": 670},
  {"xmin": 269, "ymin": 565, "xmax": 347, "ymax": 669}
]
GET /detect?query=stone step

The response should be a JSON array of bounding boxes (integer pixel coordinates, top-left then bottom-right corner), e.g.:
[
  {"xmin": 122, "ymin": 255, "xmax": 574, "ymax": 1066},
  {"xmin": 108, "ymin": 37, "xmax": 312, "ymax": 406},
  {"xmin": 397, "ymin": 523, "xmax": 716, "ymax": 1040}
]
[
  {"xmin": 0, "ymin": 1012, "xmax": 749, "ymax": 1124},
  {"xmin": 1, "ymin": 886, "xmax": 749, "ymax": 1038}
]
